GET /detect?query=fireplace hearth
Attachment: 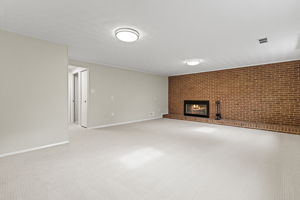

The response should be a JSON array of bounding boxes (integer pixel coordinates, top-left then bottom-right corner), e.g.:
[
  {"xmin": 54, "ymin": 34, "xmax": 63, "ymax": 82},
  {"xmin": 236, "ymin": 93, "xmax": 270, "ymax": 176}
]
[{"xmin": 184, "ymin": 100, "xmax": 209, "ymax": 118}]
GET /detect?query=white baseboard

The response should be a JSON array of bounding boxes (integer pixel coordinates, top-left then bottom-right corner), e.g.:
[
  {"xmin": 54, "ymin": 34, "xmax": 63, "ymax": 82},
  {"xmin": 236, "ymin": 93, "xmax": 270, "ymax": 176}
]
[
  {"xmin": 0, "ymin": 141, "xmax": 69, "ymax": 158},
  {"xmin": 88, "ymin": 116, "xmax": 162, "ymax": 129}
]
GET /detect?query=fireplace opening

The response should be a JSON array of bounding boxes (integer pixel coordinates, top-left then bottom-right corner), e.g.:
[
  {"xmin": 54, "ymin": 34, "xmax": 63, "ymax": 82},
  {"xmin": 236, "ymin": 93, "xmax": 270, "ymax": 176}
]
[{"xmin": 184, "ymin": 100, "xmax": 209, "ymax": 118}]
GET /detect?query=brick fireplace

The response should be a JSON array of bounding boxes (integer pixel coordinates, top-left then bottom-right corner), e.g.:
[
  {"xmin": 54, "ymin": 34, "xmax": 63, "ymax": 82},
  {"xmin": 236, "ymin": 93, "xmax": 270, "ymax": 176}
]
[{"xmin": 164, "ymin": 60, "xmax": 300, "ymax": 135}]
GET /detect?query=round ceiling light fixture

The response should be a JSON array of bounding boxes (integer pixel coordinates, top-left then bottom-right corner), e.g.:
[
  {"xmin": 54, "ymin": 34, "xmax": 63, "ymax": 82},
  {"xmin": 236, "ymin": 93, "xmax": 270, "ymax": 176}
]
[
  {"xmin": 115, "ymin": 28, "xmax": 140, "ymax": 42},
  {"xmin": 184, "ymin": 59, "xmax": 203, "ymax": 66}
]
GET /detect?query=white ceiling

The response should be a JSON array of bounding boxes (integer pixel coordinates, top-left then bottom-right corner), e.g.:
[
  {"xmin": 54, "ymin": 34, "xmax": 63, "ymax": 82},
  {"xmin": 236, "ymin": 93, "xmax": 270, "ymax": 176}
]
[{"xmin": 1, "ymin": 0, "xmax": 300, "ymax": 75}]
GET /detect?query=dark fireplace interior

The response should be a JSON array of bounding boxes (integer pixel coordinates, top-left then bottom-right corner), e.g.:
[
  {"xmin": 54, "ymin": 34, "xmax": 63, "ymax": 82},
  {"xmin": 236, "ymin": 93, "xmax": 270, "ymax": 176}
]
[{"xmin": 184, "ymin": 100, "xmax": 209, "ymax": 118}]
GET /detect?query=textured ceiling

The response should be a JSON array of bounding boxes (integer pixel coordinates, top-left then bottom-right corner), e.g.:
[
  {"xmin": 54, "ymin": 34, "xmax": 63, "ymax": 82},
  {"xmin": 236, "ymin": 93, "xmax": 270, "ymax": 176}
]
[{"xmin": 1, "ymin": 0, "xmax": 300, "ymax": 75}]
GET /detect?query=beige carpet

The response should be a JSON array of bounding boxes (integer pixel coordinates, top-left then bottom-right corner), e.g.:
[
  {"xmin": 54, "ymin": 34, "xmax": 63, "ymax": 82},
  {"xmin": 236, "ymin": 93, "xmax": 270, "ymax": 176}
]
[{"xmin": 1, "ymin": 118, "xmax": 300, "ymax": 200}]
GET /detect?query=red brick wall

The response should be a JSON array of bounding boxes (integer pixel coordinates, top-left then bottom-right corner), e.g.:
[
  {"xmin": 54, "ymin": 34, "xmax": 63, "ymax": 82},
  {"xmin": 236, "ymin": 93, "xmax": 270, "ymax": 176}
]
[{"xmin": 169, "ymin": 60, "xmax": 300, "ymax": 126}]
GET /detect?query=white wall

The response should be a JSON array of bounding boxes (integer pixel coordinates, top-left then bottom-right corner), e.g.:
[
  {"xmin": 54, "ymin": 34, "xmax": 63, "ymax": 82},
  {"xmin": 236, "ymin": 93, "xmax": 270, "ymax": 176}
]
[
  {"xmin": 0, "ymin": 30, "xmax": 68, "ymax": 155},
  {"xmin": 69, "ymin": 60, "xmax": 168, "ymax": 128}
]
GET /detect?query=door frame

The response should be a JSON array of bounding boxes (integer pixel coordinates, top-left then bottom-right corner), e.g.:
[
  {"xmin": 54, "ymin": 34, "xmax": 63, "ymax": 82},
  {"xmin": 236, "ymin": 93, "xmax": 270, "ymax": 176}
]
[
  {"xmin": 79, "ymin": 70, "xmax": 88, "ymax": 128},
  {"xmin": 68, "ymin": 66, "xmax": 89, "ymax": 127}
]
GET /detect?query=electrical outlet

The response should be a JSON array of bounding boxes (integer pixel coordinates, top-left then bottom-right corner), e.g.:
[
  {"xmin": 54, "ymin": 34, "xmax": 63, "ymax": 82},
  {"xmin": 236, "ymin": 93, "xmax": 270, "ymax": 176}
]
[
  {"xmin": 149, "ymin": 112, "xmax": 155, "ymax": 116},
  {"xmin": 111, "ymin": 112, "xmax": 115, "ymax": 117}
]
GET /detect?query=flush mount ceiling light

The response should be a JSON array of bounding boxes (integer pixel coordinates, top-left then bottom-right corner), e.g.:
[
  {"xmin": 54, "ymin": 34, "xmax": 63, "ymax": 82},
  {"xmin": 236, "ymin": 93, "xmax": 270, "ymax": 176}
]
[
  {"xmin": 184, "ymin": 59, "xmax": 203, "ymax": 66},
  {"xmin": 115, "ymin": 28, "xmax": 140, "ymax": 42}
]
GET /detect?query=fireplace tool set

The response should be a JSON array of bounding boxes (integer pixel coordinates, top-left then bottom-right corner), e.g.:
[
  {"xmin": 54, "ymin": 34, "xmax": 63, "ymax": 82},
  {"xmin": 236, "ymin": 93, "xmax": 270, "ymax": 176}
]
[{"xmin": 215, "ymin": 100, "xmax": 222, "ymax": 120}]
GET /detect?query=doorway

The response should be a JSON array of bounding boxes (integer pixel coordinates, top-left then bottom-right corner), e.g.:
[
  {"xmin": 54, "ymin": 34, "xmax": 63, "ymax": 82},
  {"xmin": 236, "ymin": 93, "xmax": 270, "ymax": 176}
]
[
  {"xmin": 73, "ymin": 73, "xmax": 79, "ymax": 123},
  {"xmin": 68, "ymin": 66, "xmax": 88, "ymax": 128}
]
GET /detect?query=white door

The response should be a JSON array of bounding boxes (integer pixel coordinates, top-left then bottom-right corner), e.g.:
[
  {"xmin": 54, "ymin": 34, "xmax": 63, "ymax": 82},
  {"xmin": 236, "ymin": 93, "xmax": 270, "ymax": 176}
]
[{"xmin": 80, "ymin": 70, "xmax": 88, "ymax": 127}]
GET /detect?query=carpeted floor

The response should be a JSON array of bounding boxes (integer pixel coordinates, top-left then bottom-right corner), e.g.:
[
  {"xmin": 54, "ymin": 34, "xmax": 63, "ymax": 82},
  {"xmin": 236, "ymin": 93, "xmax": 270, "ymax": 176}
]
[{"xmin": 1, "ymin": 118, "xmax": 300, "ymax": 200}]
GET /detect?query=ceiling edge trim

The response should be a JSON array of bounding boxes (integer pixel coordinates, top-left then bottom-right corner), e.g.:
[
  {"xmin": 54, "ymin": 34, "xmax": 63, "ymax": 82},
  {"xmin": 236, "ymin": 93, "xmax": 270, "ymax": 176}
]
[
  {"xmin": 170, "ymin": 58, "xmax": 300, "ymax": 77},
  {"xmin": 68, "ymin": 56, "xmax": 166, "ymax": 77}
]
